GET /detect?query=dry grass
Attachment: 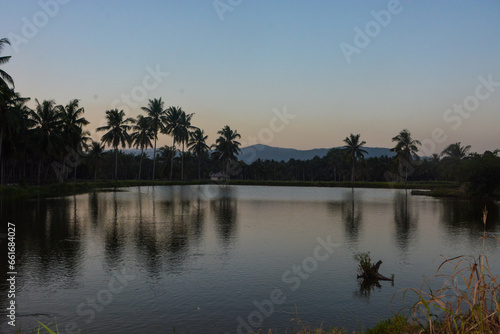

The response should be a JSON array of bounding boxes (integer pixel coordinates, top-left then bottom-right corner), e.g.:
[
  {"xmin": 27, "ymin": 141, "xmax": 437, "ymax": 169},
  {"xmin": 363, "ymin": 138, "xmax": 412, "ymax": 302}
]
[{"xmin": 401, "ymin": 207, "xmax": 500, "ymax": 333}]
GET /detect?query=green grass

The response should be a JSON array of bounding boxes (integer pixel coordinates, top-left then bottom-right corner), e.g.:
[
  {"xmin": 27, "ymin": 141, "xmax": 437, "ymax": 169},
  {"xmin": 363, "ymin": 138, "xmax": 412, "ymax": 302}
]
[
  {"xmin": 228, "ymin": 179, "xmax": 457, "ymax": 190},
  {"xmin": 365, "ymin": 315, "xmax": 421, "ymax": 334},
  {"xmin": 0, "ymin": 179, "xmax": 212, "ymax": 199}
]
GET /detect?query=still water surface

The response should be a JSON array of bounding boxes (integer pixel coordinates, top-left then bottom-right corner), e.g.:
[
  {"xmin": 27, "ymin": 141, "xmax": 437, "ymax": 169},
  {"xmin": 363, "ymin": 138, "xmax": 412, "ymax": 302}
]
[{"xmin": 1, "ymin": 185, "xmax": 499, "ymax": 333}]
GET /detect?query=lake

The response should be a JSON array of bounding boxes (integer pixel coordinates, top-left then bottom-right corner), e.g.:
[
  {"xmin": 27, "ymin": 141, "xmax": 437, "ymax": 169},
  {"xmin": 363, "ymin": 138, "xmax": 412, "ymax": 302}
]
[{"xmin": 1, "ymin": 185, "xmax": 499, "ymax": 333}]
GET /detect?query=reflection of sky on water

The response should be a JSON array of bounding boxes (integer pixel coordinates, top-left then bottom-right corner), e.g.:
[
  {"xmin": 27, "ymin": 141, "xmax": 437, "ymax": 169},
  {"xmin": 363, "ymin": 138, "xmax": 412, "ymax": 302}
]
[{"xmin": 0, "ymin": 186, "xmax": 498, "ymax": 333}]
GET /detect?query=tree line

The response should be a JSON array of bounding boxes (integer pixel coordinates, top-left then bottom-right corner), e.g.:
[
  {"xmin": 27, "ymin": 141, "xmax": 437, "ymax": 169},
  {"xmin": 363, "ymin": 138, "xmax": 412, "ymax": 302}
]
[
  {"xmin": 0, "ymin": 37, "xmax": 242, "ymax": 185},
  {"xmin": 1, "ymin": 37, "xmax": 499, "ymax": 195},
  {"xmin": 237, "ymin": 140, "xmax": 500, "ymax": 195}
]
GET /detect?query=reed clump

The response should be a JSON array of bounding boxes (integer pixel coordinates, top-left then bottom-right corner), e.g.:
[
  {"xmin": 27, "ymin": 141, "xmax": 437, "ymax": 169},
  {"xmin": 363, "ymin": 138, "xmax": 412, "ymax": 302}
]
[{"xmin": 401, "ymin": 207, "xmax": 499, "ymax": 333}]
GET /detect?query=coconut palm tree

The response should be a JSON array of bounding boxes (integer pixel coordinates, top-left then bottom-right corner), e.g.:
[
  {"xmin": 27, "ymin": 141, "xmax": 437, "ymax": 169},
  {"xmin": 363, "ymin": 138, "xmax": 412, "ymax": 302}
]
[
  {"xmin": 157, "ymin": 145, "xmax": 174, "ymax": 178},
  {"xmin": 212, "ymin": 125, "xmax": 242, "ymax": 175},
  {"xmin": 29, "ymin": 99, "xmax": 63, "ymax": 183},
  {"xmin": 342, "ymin": 133, "xmax": 368, "ymax": 182},
  {"xmin": 188, "ymin": 128, "xmax": 210, "ymax": 180},
  {"xmin": 441, "ymin": 142, "xmax": 471, "ymax": 160},
  {"xmin": 0, "ymin": 38, "xmax": 15, "ymax": 182},
  {"xmin": 0, "ymin": 88, "xmax": 15, "ymax": 169},
  {"xmin": 440, "ymin": 142, "xmax": 471, "ymax": 183},
  {"xmin": 0, "ymin": 91, "xmax": 31, "ymax": 184},
  {"xmin": 59, "ymin": 99, "xmax": 89, "ymax": 179},
  {"xmin": 429, "ymin": 153, "xmax": 441, "ymax": 181},
  {"xmin": 59, "ymin": 99, "xmax": 89, "ymax": 145},
  {"xmin": 163, "ymin": 106, "xmax": 183, "ymax": 180},
  {"xmin": 87, "ymin": 140, "xmax": 104, "ymax": 180},
  {"xmin": 390, "ymin": 129, "xmax": 421, "ymax": 182},
  {"xmin": 0, "ymin": 90, "xmax": 29, "ymax": 175},
  {"xmin": 0, "ymin": 38, "xmax": 14, "ymax": 91},
  {"xmin": 131, "ymin": 115, "xmax": 154, "ymax": 180},
  {"xmin": 141, "ymin": 98, "xmax": 167, "ymax": 179},
  {"xmin": 96, "ymin": 109, "xmax": 134, "ymax": 180},
  {"xmin": 174, "ymin": 111, "xmax": 195, "ymax": 180}
]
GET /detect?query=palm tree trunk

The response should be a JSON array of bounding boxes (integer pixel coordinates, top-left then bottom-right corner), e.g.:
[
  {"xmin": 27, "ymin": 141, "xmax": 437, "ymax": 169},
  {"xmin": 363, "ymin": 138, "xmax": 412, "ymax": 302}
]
[
  {"xmin": 62, "ymin": 156, "xmax": 66, "ymax": 182},
  {"xmin": 170, "ymin": 139, "xmax": 175, "ymax": 180},
  {"xmin": 152, "ymin": 135, "xmax": 157, "ymax": 180},
  {"xmin": 94, "ymin": 161, "xmax": 97, "ymax": 181},
  {"xmin": 198, "ymin": 154, "xmax": 201, "ymax": 180},
  {"xmin": 181, "ymin": 141, "xmax": 184, "ymax": 181},
  {"xmin": 0, "ymin": 127, "xmax": 4, "ymax": 185},
  {"xmin": 38, "ymin": 159, "xmax": 42, "ymax": 185},
  {"xmin": 114, "ymin": 147, "xmax": 118, "ymax": 180},
  {"xmin": 351, "ymin": 160, "xmax": 355, "ymax": 183},
  {"xmin": 138, "ymin": 148, "xmax": 143, "ymax": 180}
]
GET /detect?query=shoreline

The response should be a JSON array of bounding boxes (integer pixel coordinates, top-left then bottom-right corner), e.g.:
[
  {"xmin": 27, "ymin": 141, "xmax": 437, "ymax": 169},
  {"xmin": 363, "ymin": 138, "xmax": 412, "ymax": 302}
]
[{"xmin": 1, "ymin": 179, "xmax": 494, "ymax": 200}]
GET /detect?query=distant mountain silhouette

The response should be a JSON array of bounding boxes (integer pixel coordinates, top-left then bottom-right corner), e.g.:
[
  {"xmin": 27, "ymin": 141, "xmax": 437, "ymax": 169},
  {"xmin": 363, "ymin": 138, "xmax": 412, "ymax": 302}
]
[
  {"xmin": 237, "ymin": 144, "xmax": 395, "ymax": 164},
  {"xmin": 120, "ymin": 144, "xmax": 395, "ymax": 164}
]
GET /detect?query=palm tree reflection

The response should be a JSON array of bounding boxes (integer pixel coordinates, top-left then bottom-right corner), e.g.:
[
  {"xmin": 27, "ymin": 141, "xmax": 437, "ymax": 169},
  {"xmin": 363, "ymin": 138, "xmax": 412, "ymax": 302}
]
[
  {"xmin": 211, "ymin": 186, "xmax": 238, "ymax": 247},
  {"xmin": 133, "ymin": 187, "xmax": 207, "ymax": 276},
  {"xmin": 341, "ymin": 188, "xmax": 363, "ymax": 245},
  {"xmin": 393, "ymin": 190, "xmax": 418, "ymax": 253},
  {"xmin": 88, "ymin": 191, "xmax": 99, "ymax": 226},
  {"xmin": 104, "ymin": 191, "xmax": 125, "ymax": 271}
]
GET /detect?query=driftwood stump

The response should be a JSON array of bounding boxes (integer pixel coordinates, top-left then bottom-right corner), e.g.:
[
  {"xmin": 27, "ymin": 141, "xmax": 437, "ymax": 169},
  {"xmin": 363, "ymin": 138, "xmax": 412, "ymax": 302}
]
[{"xmin": 357, "ymin": 260, "xmax": 393, "ymax": 281}]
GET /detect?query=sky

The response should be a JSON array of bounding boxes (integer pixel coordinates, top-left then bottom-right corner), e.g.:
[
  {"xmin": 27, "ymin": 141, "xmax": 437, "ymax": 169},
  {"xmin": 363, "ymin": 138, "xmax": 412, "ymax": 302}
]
[{"xmin": 1, "ymin": 0, "xmax": 499, "ymax": 154}]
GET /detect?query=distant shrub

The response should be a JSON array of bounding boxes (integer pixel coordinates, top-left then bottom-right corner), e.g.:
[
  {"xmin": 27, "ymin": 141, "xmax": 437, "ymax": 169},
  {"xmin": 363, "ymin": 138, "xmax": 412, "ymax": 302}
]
[{"xmin": 460, "ymin": 152, "xmax": 500, "ymax": 197}]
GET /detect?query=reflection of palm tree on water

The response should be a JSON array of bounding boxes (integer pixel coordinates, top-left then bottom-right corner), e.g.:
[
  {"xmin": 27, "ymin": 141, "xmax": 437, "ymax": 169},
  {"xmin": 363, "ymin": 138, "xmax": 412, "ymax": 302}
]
[
  {"xmin": 104, "ymin": 191, "xmax": 125, "ymax": 271},
  {"xmin": 88, "ymin": 191, "xmax": 99, "ymax": 226},
  {"xmin": 393, "ymin": 190, "xmax": 418, "ymax": 252},
  {"xmin": 341, "ymin": 188, "xmax": 363, "ymax": 245},
  {"xmin": 211, "ymin": 187, "xmax": 238, "ymax": 246},
  {"xmin": 134, "ymin": 187, "xmax": 208, "ymax": 274}
]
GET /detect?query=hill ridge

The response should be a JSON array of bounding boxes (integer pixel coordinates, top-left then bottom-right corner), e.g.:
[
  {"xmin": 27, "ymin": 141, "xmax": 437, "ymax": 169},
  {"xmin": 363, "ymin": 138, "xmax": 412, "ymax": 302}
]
[{"xmin": 121, "ymin": 144, "xmax": 395, "ymax": 164}]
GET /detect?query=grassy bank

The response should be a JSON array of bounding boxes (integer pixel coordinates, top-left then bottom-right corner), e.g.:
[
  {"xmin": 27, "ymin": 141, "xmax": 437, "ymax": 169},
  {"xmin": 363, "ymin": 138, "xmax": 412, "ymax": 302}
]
[
  {"xmin": 0, "ymin": 179, "xmax": 459, "ymax": 199},
  {"xmin": 412, "ymin": 186, "xmax": 500, "ymax": 200},
  {"xmin": 227, "ymin": 179, "xmax": 457, "ymax": 190},
  {"xmin": 0, "ymin": 180, "xmax": 211, "ymax": 199}
]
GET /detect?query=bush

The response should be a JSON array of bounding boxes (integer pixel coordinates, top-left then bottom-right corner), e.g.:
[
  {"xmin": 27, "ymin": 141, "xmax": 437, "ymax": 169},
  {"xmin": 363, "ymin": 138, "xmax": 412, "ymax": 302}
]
[
  {"xmin": 460, "ymin": 152, "xmax": 500, "ymax": 197},
  {"xmin": 354, "ymin": 252, "xmax": 373, "ymax": 277}
]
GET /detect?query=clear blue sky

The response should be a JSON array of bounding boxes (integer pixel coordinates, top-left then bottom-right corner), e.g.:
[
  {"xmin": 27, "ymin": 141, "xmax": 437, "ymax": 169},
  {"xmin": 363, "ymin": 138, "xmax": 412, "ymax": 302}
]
[{"xmin": 1, "ymin": 0, "xmax": 499, "ymax": 154}]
